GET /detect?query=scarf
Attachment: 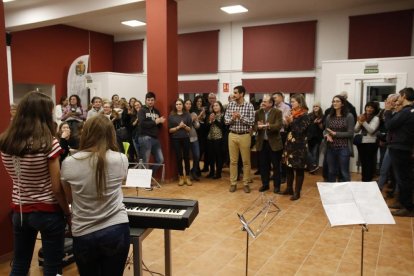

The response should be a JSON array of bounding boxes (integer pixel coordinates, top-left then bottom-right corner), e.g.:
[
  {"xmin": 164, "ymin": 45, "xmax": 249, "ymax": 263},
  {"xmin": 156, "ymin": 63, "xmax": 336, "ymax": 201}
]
[{"xmin": 291, "ymin": 107, "xmax": 307, "ymax": 119}]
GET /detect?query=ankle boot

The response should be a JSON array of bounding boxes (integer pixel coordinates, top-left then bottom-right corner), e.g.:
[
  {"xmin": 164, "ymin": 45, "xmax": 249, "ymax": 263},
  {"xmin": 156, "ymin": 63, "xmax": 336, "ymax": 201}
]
[
  {"xmin": 290, "ymin": 179, "xmax": 303, "ymax": 200},
  {"xmin": 184, "ymin": 176, "xmax": 192, "ymax": 186},
  {"xmin": 178, "ymin": 176, "xmax": 184, "ymax": 186}
]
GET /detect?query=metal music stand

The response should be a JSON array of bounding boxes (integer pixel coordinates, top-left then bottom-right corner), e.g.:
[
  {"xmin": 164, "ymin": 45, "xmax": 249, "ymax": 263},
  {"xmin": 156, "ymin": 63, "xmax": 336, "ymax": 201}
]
[
  {"xmin": 130, "ymin": 159, "xmax": 164, "ymax": 190},
  {"xmin": 237, "ymin": 193, "xmax": 281, "ymax": 276}
]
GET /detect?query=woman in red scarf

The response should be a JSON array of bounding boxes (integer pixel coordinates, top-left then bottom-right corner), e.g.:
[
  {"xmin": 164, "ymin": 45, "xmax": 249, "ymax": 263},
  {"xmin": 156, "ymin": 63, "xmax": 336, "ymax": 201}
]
[{"xmin": 280, "ymin": 94, "xmax": 310, "ymax": 200}]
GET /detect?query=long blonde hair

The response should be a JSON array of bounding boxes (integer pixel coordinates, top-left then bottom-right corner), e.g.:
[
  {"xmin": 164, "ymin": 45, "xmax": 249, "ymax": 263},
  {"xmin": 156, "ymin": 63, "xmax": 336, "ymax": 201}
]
[{"xmin": 77, "ymin": 115, "xmax": 118, "ymax": 199}]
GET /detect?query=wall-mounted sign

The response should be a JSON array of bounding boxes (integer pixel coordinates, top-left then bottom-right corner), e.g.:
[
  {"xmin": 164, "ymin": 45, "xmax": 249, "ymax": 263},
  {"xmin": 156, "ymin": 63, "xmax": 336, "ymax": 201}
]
[
  {"xmin": 364, "ymin": 62, "xmax": 379, "ymax": 74},
  {"xmin": 223, "ymin": 83, "xmax": 229, "ymax": 92}
]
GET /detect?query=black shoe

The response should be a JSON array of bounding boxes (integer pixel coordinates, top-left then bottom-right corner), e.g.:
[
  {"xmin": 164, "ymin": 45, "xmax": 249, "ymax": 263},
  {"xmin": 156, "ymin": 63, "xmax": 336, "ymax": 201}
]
[
  {"xmin": 259, "ymin": 185, "xmax": 269, "ymax": 192},
  {"xmin": 213, "ymin": 175, "xmax": 221, "ymax": 179},
  {"xmin": 273, "ymin": 187, "xmax": 280, "ymax": 193},
  {"xmin": 254, "ymin": 170, "xmax": 261, "ymax": 175},
  {"xmin": 391, "ymin": 208, "xmax": 414, "ymax": 217},
  {"xmin": 388, "ymin": 202, "xmax": 403, "ymax": 209},
  {"xmin": 191, "ymin": 172, "xmax": 200, "ymax": 181},
  {"xmin": 201, "ymin": 168, "xmax": 209, "ymax": 173},
  {"xmin": 206, "ymin": 173, "xmax": 214, "ymax": 178},
  {"xmin": 279, "ymin": 188, "xmax": 293, "ymax": 195},
  {"xmin": 290, "ymin": 194, "xmax": 300, "ymax": 201}
]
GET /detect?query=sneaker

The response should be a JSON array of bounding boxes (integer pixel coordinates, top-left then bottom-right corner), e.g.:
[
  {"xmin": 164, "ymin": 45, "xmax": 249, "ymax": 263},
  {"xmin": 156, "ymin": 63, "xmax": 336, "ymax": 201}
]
[
  {"xmin": 243, "ymin": 185, "xmax": 251, "ymax": 193},
  {"xmin": 229, "ymin": 185, "xmax": 237, "ymax": 193}
]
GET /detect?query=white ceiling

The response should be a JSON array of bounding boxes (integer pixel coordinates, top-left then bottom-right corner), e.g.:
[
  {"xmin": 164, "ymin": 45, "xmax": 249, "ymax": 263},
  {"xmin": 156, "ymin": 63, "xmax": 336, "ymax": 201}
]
[{"xmin": 3, "ymin": 0, "xmax": 412, "ymax": 40}]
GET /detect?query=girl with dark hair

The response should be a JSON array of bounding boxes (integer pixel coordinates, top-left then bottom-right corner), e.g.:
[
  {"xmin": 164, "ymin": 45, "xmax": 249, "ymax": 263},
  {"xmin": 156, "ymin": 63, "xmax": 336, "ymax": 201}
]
[
  {"xmin": 354, "ymin": 101, "xmax": 380, "ymax": 181},
  {"xmin": 168, "ymin": 99, "xmax": 193, "ymax": 185},
  {"xmin": 184, "ymin": 99, "xmax": 201, "ymax": 181},
  {"xmin": 280, "ymin": 94, "xmax": 310, "ymax": 200},
  {"xmin": 324, "ymin": 95, "xmax": 355, "ymax": 182},
  {"xmin": 61, "ymin": 94, "xmax": 86, "ymax": 148},
  {"xmin": 55, "ymin": 95, "xmax": 68, "ymax": 125},
  {"xmin": 61, "ymin": 115, "xmax": 130, "ymax": 276},
  {"xmin": 131, "ymin": 100, "xmax": 143, "ymax": 161},
  {"xmin": 307, "ymin": 102, "xmax": 324, "ymax": 173},
  {"xmin": 206, "ymin": 101, "xmax": 226, "ymax": 179},
  {"xmin": 193, "ymin": 95, "xmax": 207, "ymax": 175},
  {"xmin": 57, "ymin": 121, "xmax": 73, "ymax": 165},
  {"xmin": 0, "ymin": 91, "xmax": 70, "ymax": 276}
]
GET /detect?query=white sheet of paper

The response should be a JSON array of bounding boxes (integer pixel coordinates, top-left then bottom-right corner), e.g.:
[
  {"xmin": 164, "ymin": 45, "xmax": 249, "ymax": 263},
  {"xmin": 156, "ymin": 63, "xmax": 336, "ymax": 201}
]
[
  {"xmin": 125, "ymin": 169, "xmax": 152, "ymax": 188},
  {"xmin": 317, "ymin": 181, "xmax": 395, "ymax": 227}
]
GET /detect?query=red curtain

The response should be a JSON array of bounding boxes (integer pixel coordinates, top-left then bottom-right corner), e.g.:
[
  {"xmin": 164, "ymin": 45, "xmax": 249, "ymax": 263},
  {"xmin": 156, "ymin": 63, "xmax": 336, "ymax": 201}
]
[
  {"xmin": 178, "ymin": 30, "xmax": 219, "ymax": 74},
  {"xmin": 349, "ymin": 10, "xmax": 413, "ymax": 59},
  {"xmin": 178, "ymin": 80, "xmax": 218, "ymax": 93},
  {"xmin": 242, "ymin": 78, "xmax": 314, "ymax": 93},
  {"xmin": 113, "ymin": 40, "xmax": 144, "ymax": 73},
  {"xmin": 243, "ymin": 21, "xmax": 316, "ymax": 72}
]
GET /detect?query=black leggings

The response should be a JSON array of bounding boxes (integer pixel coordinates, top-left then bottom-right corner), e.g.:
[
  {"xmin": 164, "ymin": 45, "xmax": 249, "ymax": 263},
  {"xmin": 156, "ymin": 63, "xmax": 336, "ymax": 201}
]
[
  {"xmin": 172, "ymin": 137, "xmax": 190, "ymax": 176},
  {"xmin": 286, "ymin": 167, "xmax": 304, "ymax": 190}
]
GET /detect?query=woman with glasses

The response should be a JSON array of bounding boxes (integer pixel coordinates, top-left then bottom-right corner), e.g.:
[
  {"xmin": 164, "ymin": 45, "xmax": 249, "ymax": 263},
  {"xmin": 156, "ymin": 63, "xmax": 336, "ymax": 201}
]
[{"xmin": 324, "ymin": 95, "xmax": 355, "ymax": 182}]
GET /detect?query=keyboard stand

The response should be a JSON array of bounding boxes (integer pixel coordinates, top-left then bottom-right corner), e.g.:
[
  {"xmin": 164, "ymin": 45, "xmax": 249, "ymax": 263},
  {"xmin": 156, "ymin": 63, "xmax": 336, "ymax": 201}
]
[{"xmin": 130, "ymin": 228, "xmax": 172, "ymax": 276}]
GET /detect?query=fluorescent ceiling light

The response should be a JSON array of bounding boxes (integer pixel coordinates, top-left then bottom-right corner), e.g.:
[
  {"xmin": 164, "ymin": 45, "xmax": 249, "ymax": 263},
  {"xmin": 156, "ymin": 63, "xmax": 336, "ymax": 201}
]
[
  {"xmin": 121, "ymin": 20, "xmax": 146, "ymax": 27},
  {"xmin": 3, "ymin": 0, "xmax": 16, "ymax": 2},
  {"xmin": 220, "ymin": 5, "xmax": 248, "ymax": 14}
]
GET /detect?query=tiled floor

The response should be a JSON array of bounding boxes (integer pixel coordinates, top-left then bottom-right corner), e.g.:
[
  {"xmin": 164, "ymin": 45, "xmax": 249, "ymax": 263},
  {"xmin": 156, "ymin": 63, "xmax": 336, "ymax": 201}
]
[{"xmin": 1, "ymin": 168, "xmax": 413, "ymax": 275}]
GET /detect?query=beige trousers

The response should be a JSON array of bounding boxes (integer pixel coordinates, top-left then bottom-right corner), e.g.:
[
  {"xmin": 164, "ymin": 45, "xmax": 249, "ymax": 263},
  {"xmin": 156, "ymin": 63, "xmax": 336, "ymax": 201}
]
[{"xmin": 228, "ymin": 132, "xmax": 251, "ymax": 186}]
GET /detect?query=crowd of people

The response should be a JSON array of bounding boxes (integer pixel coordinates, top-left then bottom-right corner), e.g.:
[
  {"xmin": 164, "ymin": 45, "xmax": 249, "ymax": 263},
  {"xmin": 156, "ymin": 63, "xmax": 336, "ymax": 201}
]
[{"xmin": 1, "ymin": 86, "xmax": 413, "ymax": 275}]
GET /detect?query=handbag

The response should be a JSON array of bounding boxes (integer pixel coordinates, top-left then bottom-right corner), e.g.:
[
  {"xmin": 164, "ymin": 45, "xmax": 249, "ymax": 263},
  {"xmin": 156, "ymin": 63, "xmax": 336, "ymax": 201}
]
[
  {"xmin": 116, "ymin": 126, "xmax": 129, "ymax": 141},
  {"xmin": 353, "ymin": 134, "xmax": 363, "ymax": 145}
]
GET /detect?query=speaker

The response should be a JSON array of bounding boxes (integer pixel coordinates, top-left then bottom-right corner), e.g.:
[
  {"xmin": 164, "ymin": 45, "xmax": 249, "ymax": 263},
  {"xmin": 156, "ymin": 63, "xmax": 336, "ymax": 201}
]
[{"xmin": 6, "ymin": 33, "xmax": 11, "ymax": 46}]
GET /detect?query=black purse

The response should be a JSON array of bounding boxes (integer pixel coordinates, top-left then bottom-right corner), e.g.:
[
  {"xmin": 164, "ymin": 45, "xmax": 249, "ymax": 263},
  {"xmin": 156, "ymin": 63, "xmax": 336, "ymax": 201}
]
[{"xmin": 353, "ymin": 134, "xmax": 363, "ymax": 145}]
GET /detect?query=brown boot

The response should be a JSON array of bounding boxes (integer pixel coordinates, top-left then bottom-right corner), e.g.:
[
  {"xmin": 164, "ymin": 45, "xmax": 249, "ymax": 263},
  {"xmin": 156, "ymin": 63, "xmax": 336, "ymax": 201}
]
[
  {"xmin": 178, "ymin": 176, "xmax": 184, "ymax": 186},
  {"xmin": 184, "ymin": 176, "xmax": 192, "ymax": 186}
]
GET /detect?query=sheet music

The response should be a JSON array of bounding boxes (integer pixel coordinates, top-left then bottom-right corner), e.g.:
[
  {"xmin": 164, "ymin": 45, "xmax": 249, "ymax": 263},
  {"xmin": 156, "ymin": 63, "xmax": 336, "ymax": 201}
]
[
  {"xmin": 126, "ymin": 169, "xmax": 152, "ymax": 188},
  {"xmin": 317, "ymin": 181, "xmax": 395, "ymax": 227}
]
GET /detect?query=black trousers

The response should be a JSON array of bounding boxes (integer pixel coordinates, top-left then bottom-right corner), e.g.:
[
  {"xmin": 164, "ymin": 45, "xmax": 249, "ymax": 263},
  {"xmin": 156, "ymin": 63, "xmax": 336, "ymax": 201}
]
[
  {"xmin": 259, "ymin": 141, "xmax": 282, "ymax": 188},
  {"xmin": 208, "ymin": 138, "xmax": 224, "ymax": 176},
  {"xmin": 389, "ymin": 148, "xmax": 414, "ymax": 211},
  {"xmin": 172, "ymin": 137, "xmax": 191, "ymax": 176},
  {"xmin": 357, "ymin": 142, "xmax": 378, "ymax": 181}
]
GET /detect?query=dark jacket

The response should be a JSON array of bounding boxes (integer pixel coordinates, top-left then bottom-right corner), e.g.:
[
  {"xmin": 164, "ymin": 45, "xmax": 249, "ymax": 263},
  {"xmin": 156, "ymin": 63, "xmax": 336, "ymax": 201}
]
[
  {"xmin": 254, "ymin": 108, "xmax": 283, "ymax": 152},
  {"xmin": 137, "ymin": 105, "xmax": 162, "ymax": 138},
  {"xmin": 384, "ymin": 104, "xmax": 414, "ymax": 151}
]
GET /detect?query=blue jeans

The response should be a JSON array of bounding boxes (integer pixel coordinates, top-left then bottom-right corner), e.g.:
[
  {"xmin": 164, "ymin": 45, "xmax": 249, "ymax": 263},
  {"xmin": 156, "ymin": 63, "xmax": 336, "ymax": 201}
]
[
  {"xmin": 11, "ymin": 212, "xmax": 66, "ymax": 276},
  {"xmin": 378, "ymin": 148, "xmax": 391, "ymax": 190},
  {"xmin": 190, "ymin": 140, "xmax": 200, "ymax": 175},
  {"xmin": 73, "ymin": 223, "xmax": 130, "ymax": 276},
  {"xmin": 138, "ymin": 135, "xmax": 164, "ymax": 173},
  {"xmin": 326, "ymin": 147, "xmax": 351, "ymax": 182},
  {"xmin": 307, "ymin": 142, "xmax": 321, "ymax": 168}
]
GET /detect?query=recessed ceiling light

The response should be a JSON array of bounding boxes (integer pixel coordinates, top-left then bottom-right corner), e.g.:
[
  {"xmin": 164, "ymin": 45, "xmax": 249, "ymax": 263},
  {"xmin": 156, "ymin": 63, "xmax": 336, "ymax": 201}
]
[
  {"xmin": 121, "ymin": 20, "xmax": 146, "ymax": 27},
  {"xmin": 220, "ymin": 5, "xmax": 248, "ymax": 14}
]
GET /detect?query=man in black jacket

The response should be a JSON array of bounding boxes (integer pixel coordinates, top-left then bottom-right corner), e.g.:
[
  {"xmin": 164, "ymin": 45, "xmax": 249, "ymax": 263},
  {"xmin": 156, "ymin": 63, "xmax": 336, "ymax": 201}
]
[
  {"xmin": 384, "ymin": 87, "xmax": 414, "ymax": 217},
  {"xmin": 137, "ymin": 92, "xmax": 165, "ymax": 173}
]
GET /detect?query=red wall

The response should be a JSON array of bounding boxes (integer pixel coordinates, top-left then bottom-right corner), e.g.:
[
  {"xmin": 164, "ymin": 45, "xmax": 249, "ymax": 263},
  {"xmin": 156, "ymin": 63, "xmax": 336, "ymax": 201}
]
[
  {"xmin": 11, "ymin": 25, "xmax": 114, "ymax": 102},
  {"xmin": 114, "ymin": 40, "xmax": 144, "ymax": 73},
  {"xmin": 0, "ymin": 2, "xmax": 14, "ymax": 257}
]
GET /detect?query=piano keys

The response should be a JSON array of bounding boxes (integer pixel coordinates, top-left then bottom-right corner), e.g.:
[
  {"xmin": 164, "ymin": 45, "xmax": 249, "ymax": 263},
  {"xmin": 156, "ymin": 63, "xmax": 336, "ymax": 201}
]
[{"xmin": 123, "ymin": 196, "xmax": 199, "ymax": 230}]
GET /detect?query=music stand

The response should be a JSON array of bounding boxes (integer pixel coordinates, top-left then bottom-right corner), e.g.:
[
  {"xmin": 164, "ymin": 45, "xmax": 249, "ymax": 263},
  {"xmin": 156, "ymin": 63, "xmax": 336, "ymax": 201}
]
[
  {"xmin": 317, "ymin": 181, "xmax": 395, "ymax": 276},
  {"xmin": 237, "ymin": 193, "xmax": 281, "ymax": 276},
  {"xmin": 130, "ymin": 159, "xmax": 164, "ymax": 190}
]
